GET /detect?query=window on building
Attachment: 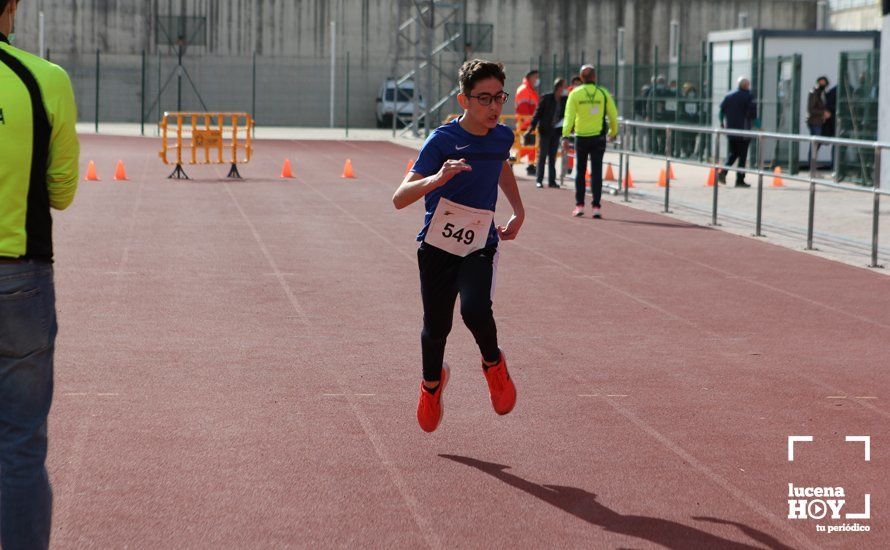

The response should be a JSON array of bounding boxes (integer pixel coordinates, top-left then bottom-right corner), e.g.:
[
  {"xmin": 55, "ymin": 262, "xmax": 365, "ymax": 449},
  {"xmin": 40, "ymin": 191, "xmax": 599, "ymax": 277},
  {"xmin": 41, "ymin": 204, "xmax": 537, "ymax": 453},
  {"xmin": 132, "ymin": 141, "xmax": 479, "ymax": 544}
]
[{"xmin": 738, "ymin": 12, "xmax": 750, "ymax": 28}]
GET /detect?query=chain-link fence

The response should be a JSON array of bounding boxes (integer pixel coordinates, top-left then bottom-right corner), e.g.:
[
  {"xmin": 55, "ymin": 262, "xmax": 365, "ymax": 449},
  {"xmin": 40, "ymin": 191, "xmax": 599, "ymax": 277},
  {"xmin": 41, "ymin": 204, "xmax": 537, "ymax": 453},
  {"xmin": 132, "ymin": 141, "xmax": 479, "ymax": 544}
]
[
  {"xmin": 837, "ymin": 49, "xmax": 879, "ymax": 186},
  {"xmin": 47, "ymin": 50, "xmax": 400, "ymax": 132}
]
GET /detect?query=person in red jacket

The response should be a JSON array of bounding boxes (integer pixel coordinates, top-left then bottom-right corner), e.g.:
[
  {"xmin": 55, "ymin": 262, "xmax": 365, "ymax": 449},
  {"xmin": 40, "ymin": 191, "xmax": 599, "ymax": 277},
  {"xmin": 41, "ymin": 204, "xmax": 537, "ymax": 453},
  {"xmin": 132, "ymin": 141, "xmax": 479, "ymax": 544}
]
[{"xmin": 515, "ymin": 70, "xmax": 539, "ymax": 175}]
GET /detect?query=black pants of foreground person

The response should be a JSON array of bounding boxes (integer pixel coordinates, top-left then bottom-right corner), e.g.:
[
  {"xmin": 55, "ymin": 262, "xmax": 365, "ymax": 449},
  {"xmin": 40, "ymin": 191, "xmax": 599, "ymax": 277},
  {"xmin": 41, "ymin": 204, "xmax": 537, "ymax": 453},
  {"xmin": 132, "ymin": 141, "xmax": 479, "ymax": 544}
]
[
  {"xmin": 535, "ymin": 131, "xmax": 561, "ymax": 185},
  {"xmin": 417, "ymin": 243, "xmax": 500, "ymax": 382},
  {"xmin": 574, "ymin": 135, "xmax": 607, "ymax": 207}
]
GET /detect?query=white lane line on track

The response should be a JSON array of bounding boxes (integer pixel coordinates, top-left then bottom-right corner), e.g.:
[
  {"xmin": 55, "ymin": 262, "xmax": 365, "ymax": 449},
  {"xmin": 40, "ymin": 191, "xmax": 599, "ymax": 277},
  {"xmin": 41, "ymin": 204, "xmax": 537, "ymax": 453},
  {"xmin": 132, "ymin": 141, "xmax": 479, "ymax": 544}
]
[
  {"xmin": 225, "ymin": 178, "xmax": 440, "ymax": 550},
  {"xmin": 56, "ymin": 159, "xmax": 146, "ymax": 534},
  {"xmin": 527, "ymin": 202, "xmax": 890, "ymax": 332},
  {"xmin": 293, "ymin": 144, "xmax": 823, "ymax": 547},
  {"xmin": 521, "ymin": 207, "xmax": 890, "ymax": 420}
]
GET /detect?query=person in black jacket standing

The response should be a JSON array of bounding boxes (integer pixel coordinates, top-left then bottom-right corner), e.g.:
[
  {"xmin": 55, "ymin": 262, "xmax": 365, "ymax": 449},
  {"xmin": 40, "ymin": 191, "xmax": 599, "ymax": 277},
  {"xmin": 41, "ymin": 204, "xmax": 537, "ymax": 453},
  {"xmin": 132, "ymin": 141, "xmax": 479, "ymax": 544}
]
[
  {"xmin": 717, "ymin": 77, "xmax": 756, "ymax": 187},
  {"xmin": 526, "ymin": 78, "xmax": 567, "ymax": 188}
]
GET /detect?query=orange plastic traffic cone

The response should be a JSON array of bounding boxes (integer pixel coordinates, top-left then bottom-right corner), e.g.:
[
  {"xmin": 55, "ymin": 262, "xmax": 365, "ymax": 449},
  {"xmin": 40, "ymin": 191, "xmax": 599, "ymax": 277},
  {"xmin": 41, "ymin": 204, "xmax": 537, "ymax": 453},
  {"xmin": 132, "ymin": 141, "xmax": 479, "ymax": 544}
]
[
  {"xmin": 280, "ymin": 159, "xmax": 294, "ymax": 178},
  {"xmin": 85, "ymin": 160, "xmax": 100, "ymax": 181},
  {"xmin": 657, "ymin": 168, "xmax": 667, "ymax": 187},
  {"xmin": 341, "ymin": 159, "xmax": 356, "ymax": 179},
  {"xmin": 623, "ymin": 170, "xmax": 634, "ymax": 189},
  {"xmin": 670, "ymin": 165, "xmax": 677, "ymax": 179},
  {"xmin": 706, "ymin": 167, "xmax": 716, "ymax": 187},
  {"xmin": 113, "ymin": 160, "xmax": 128, "ymax": 181},
  {"xmin": 604, "ymin": 164, "xmax": 616, "ymax": 181},
  {"xmin": 585, "ymin": 169, "xmax": 591, "ymax": 187},
  {"xmin": 405, "ymin": 159, "xmax": 414, "ymax": 175},
  {"xmin": 771, "ymin": 166, "xmax": 784, "ymax": 187}
]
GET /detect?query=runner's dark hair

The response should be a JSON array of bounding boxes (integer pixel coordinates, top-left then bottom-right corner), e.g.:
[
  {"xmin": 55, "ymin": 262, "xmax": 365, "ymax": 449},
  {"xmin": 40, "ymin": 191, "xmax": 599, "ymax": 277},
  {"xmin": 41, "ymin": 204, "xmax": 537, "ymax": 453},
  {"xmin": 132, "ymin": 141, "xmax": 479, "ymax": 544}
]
[{"xmin": 459, "ymin": 59, "xmax": 506, "ymax": 95}]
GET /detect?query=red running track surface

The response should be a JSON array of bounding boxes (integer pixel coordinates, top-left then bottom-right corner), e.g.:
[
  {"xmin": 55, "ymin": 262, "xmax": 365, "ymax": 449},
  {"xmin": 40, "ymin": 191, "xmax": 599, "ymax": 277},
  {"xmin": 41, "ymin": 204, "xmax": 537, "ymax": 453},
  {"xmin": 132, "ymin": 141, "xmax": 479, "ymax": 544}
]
[{"xmin": 47, "ymin": 135, "xmax": 889, "ymax": 548}]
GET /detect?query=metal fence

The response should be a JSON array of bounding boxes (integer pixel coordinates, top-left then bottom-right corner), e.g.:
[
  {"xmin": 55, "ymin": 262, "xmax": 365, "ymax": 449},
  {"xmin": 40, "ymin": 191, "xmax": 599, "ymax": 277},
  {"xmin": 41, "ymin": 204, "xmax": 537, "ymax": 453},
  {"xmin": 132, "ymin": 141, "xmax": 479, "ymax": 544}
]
[
  {"xmin": 563, "ymin": 119, "xmax": 888, "ymax": 268},
  {"xmin": 47, "ymin": 50, "xmax": 394, "ymax": 132},
  {"xmin": 836, "ymin": 49, "xmax": 879, "ymax": 186},
  {"xmin": 530, "ymin": 48, "xmax": 803, "ymax": 173}
]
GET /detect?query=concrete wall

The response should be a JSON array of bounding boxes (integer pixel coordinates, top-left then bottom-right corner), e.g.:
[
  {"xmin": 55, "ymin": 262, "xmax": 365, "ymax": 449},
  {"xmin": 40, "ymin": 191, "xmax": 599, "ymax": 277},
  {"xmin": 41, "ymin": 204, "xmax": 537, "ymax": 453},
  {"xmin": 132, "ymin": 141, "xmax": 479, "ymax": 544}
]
[
  {"xmin": 12, "ymin": 0, "xmax": 821, "ymax": 127},
  {"xmin": 831, "ymin": 2, "xmax": 882, "ymax": 30},
  {"xmin": 16, "ymin": 0, "xmax": 820, "ymax": 61}
]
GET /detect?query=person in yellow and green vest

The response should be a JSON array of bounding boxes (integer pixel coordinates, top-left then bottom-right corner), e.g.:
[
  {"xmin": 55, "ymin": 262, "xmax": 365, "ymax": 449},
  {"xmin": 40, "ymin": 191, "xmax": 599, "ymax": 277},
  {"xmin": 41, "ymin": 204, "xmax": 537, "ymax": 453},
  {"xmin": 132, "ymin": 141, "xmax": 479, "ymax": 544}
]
[
  {"xmin": 562, "ymin": 65, "xmax": 618, "ymax": 219},
  {"xmin": 0, "ymin": 0, "xmax": 79, "ymax": 547}
]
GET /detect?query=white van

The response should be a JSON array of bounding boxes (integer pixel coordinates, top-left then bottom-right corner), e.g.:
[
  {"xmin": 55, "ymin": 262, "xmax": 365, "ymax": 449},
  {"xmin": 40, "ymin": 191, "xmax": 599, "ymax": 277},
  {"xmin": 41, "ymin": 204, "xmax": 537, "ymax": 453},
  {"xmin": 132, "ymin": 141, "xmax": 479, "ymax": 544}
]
[{"xmin": 376, "ymin": 78, "xmax": 426, "ymax": 128}]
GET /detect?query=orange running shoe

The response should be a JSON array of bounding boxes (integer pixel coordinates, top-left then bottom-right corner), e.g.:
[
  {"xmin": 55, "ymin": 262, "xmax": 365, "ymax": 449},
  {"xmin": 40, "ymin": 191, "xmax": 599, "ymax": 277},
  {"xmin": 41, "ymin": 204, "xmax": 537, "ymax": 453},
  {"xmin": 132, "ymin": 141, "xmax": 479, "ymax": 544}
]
[
  {"xmin": 417, "ymin": 365, "xmax": 449, "ymax": 432},
  {"xmin": 482, "ymin": 350, "xmax": 516, "ymax": 415}
]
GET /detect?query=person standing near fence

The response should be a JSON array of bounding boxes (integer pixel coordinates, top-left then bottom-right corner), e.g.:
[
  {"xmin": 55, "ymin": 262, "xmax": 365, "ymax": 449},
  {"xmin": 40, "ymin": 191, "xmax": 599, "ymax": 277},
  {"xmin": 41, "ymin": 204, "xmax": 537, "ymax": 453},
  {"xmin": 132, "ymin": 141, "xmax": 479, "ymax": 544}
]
[
  {"xmin": 679, "ymin": 82, "xmax": 699, "ymax": 158},
  {"xmin": 717, "ymin": 77, "xmax": 756, "ymax": 188},
  {"xmin": 562, "ymin": 65, "xmax": 617, "ymax": 219},
  {"xmin": 0, "ymin": 0, "xmax": 79, "ymax": 547},
  {"xmin": 806, "ymin": 76, "xmax": 830, "ymax": 168},
  {"xmin": 822, "ymin": 83, "xmax": 837, "ymax": 170},
  {"xmin": 526, "ymin": 78, "xmax": 566, "ymax": 188},
  {"xmin": 515, "ymin": 70, "xmax": 539, "ymax": 175}
]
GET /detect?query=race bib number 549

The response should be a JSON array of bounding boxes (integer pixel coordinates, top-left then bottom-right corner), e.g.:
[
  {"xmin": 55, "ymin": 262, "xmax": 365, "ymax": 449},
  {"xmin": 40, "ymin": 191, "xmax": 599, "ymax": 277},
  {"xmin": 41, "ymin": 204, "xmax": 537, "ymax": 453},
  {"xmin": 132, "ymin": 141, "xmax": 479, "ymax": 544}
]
[{"xmin": 424, "ymin": 198, "xmax": 494, "ymax": 257}]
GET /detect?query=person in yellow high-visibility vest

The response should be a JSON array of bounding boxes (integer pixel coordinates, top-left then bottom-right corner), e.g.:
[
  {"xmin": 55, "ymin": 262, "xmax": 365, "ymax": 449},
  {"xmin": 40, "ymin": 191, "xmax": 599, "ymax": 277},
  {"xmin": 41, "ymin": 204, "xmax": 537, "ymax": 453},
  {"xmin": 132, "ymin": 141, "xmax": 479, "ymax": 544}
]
[
  {"xmin": 1, "ymin": 1, "xmax": 79, "ymax": 547},
  {"xmin": 562, "ymin": 65, "xmax": 617, "ymax": 219}
]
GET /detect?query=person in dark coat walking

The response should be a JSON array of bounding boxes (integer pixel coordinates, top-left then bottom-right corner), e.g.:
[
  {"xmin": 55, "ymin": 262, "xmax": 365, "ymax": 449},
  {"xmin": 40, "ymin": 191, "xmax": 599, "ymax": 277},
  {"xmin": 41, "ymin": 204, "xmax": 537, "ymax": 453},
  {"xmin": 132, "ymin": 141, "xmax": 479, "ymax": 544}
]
[
  {"xmin": 718, "ymin": 77, "xmax": 756, "ymax": 187},
  {"xmin": 807, "ymin": 76, "xmax": 831, "ymax": 167},
  {"xmin": 526, "ymin": 78, "xmax": 567, "ymax": 188}
]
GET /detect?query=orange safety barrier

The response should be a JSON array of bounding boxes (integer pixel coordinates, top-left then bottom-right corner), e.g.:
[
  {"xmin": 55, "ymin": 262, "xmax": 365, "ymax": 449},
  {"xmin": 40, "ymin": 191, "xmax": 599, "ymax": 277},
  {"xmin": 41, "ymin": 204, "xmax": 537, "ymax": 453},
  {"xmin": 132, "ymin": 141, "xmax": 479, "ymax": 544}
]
[{"xmin": 159, "ymin": 112, "xmax": 254, "ymax": 180}]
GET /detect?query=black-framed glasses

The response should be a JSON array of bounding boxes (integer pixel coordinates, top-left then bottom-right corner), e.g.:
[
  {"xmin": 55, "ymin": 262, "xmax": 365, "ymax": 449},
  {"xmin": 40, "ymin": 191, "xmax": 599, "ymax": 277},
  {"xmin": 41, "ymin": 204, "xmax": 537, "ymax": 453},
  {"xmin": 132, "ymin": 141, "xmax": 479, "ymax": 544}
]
[{"xmin": 466, "ymin": 92, "xmax": 509, "ymax": 106}]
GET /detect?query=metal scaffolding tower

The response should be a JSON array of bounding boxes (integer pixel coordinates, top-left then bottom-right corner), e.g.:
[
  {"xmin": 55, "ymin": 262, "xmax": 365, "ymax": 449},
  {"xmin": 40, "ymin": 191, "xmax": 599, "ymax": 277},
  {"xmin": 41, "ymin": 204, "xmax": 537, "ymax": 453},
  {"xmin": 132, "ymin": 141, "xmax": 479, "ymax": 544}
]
[{"xmin": 392, "ymin": 1, "xmax": 465, "ymax": 138}]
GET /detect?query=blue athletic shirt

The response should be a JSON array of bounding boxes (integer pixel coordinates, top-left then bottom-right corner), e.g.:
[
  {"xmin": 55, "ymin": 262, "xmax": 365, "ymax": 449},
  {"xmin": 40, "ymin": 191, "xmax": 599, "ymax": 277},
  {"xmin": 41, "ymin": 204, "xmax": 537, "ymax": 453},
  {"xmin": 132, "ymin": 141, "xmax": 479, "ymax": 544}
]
[{"xmin": 411, "ymin": 117, "xmax": 514, "ymax": 248}]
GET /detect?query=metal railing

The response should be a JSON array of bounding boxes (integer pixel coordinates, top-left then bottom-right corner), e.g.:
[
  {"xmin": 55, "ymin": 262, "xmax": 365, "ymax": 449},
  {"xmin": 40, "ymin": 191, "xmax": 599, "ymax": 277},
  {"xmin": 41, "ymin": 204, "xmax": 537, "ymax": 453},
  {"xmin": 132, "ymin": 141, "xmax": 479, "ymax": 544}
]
[{"xmin": 560, "ymin": 120, "xmax": 888, "ymax": 268}]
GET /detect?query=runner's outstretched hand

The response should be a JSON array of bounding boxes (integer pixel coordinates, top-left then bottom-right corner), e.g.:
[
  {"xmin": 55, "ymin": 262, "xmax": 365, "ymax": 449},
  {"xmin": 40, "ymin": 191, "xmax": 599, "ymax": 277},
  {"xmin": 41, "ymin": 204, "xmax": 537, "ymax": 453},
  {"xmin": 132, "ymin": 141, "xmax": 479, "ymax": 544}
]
[{"xmin": 497, "ymin": 212, "xmax": 524, "ymax": 240}]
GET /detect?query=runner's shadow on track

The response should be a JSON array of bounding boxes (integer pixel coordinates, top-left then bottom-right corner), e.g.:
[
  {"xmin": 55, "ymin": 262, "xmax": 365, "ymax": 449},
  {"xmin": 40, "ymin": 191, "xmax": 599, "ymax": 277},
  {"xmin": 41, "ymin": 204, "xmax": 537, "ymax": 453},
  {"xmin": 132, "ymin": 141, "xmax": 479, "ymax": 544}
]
[{"xmin": 440, "ymin": 455, "xmax": 794, "ymax": 550}]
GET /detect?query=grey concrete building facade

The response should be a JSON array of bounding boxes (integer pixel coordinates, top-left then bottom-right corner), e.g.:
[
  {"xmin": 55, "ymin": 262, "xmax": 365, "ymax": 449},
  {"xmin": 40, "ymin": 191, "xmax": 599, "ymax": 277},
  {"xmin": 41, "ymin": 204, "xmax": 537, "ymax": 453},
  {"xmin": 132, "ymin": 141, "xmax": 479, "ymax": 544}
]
[{"xmin": 13, "ymin": 0, "xmax": 821, "ymax": 127}]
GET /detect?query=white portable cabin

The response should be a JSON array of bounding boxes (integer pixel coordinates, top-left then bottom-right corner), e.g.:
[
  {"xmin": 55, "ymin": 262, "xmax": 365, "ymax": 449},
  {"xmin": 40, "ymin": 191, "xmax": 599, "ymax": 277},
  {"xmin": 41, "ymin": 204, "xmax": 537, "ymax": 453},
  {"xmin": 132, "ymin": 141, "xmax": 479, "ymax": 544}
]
[{"xmin": 707, "ymin": 29, "xmax": 879, "ymax": 168}]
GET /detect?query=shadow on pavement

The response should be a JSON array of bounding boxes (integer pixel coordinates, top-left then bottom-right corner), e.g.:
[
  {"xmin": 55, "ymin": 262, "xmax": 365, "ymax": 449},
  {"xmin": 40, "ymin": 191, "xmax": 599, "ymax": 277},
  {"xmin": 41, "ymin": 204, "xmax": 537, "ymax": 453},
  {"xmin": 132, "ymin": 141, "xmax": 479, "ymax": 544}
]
[{"xmin": 440, "ymin": 454, "xmax": 795, "ymax": 550}]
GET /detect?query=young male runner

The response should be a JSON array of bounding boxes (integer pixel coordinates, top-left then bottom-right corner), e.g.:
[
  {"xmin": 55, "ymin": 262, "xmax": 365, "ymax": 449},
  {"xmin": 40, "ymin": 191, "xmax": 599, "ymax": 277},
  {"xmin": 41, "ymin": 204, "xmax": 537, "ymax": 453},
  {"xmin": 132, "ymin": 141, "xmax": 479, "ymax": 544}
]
[{"xmin": 392, "ymin": 59, "xmax": 524, "ymax": 433}]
